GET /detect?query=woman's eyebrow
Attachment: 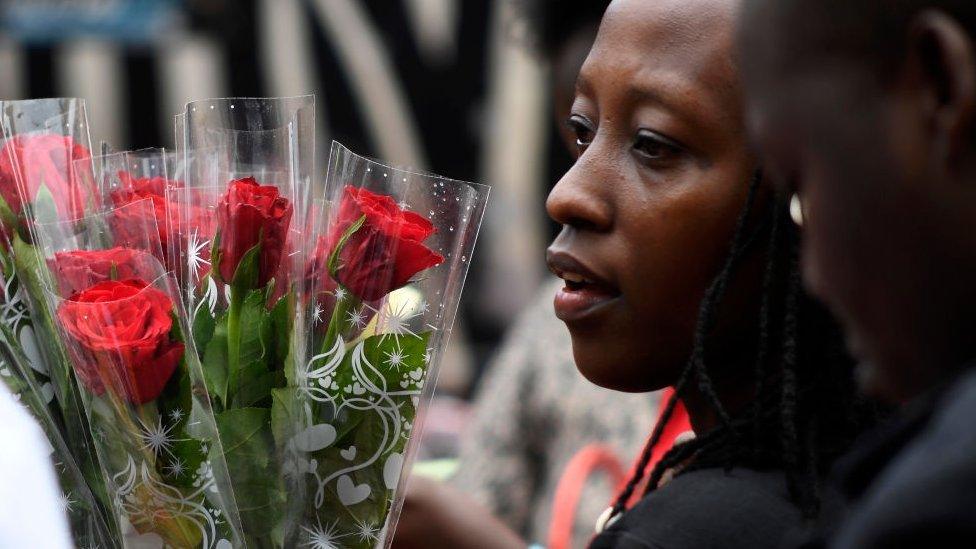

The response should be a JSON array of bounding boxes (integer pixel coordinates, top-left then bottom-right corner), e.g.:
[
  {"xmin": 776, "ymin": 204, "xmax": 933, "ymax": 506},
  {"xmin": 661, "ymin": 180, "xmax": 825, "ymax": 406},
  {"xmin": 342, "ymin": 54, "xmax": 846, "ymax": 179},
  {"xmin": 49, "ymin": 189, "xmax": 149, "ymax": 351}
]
[
  {"xmin": 629, "ymin": 78, "xmax": 692, "ymax": 113},
  {"xmin": 627, "ymin": 77, "xmax": 709, "ymax": 130},
  {"xmin": 574, "ymin": 73, "xmax": 596, "ymax": 101}
]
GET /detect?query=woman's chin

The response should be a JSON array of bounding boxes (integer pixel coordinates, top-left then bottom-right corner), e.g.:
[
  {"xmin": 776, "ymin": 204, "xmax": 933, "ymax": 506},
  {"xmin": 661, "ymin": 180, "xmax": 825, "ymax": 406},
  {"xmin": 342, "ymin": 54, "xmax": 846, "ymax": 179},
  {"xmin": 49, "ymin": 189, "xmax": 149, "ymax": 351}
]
[{"xmin": 571, "ymin": 344, "xmax": 677, "ymax": 393}]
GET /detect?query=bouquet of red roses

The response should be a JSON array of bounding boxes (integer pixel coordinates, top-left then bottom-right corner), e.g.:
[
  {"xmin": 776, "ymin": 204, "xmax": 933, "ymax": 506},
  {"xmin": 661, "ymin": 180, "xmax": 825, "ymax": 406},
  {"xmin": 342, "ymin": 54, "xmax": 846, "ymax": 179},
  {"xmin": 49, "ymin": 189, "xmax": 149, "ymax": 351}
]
[
  {"xmin": 0, "ymin": 107, "xmax": 244, "ymax": 547},
  {"xmin": 1, "ymin": 94, "xmax": 490, "ymax": 549},
  {"xmin": 289, "ymin": 142, "xmax": 488, "ymax": 548},
  {"xmin": 34, "ymin": 198, "xmax": 245, "ymax": 547},
  {"xmin": 0, "ymin": 98, "xmax": 119, "ymax": 547},
  {"xmin": 175, "ymin": 96, "xmax": 314, "ymax": 547}
]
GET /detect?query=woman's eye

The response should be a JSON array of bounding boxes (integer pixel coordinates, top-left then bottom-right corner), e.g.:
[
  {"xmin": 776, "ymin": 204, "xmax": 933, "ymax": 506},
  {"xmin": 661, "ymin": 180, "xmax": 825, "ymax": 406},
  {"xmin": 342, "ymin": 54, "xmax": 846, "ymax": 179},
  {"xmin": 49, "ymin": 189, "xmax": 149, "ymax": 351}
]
[
  {"xmin": 634, "ymin": 130, "xmax": 683, "ymax": 162},
  {"xmin": 567, "ymin": 116, "xmax": 595, "ymax": 154}
]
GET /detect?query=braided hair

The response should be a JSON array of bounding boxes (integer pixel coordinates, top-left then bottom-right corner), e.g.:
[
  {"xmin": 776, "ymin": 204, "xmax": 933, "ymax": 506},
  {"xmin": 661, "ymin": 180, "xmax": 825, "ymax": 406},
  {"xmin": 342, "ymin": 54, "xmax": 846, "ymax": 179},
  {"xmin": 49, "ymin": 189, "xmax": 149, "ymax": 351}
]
[{"xmin": 609, "ymin": 172, "xmax": 878, "ymax": 521}]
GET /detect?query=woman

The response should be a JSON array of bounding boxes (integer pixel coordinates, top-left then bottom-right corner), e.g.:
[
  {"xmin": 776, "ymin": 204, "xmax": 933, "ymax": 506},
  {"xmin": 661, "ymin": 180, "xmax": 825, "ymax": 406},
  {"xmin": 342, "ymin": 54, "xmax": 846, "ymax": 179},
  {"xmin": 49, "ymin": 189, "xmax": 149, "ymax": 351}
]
[
  {"xmin": 547, "ymin": 0, "xmax": 880, "ymax": 546},
  {"xmin": 396, "ymin": 0, "xmax": 875, "ymax": 547}
]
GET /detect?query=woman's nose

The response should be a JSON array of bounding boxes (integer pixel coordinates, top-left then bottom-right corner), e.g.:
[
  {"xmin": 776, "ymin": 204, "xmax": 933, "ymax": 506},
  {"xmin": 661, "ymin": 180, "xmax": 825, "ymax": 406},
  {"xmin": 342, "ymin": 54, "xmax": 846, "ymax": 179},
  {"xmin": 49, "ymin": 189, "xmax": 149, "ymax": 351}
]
[{"xmin": 546, "ymin": 152, "xmax": 614, "ymax": 232}]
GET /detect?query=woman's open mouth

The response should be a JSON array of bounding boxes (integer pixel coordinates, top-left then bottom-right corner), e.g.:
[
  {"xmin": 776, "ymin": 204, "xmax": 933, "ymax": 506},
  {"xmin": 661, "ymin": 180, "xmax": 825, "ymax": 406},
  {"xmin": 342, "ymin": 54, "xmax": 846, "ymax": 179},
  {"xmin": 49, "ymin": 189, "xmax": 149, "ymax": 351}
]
[{"xmin": 546, "ymin": 250, "xmax": 621, "ymax": 322}]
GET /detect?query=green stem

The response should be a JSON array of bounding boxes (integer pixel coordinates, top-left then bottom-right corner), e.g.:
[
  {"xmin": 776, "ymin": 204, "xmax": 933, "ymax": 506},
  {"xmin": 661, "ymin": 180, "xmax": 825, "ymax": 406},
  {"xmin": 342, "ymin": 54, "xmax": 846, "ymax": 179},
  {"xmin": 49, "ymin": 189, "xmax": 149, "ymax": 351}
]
[
  {"xmin": 226, "ymin": 286, "xmax": 245, "ymax": 402},
  {"xmin": 320, "ymin": 289, "xmax": 357, "ymax": 356}
]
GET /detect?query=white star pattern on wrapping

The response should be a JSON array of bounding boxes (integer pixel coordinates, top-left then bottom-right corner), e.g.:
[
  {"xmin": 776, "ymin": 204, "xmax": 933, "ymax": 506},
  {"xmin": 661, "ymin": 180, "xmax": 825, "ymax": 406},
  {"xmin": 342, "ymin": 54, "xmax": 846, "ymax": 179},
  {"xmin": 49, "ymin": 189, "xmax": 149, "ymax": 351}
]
[
  {"xmin": 376, "ymin": 300, "xmax": 420, "ymax": 340},
  {"xmin": 312, "ymin": 302, "xmax": 325, "ymax": 326},
  {"xmin": 165, "ymin": 458, "xmax": 186, "ymax": 478},
  {"xmin": 187, "ymin": 230, "xmax": 211, "ymax": 282},
  {"xmin": 140, "ymin": 416, "xmax": 187, "ymax": 459},
  {"xmin": 397, "ymin": 199, "xmax": 410, "ymax": 211},
  {"xmin": 333, "ymin": 286, "xmax": 348, "ymax": 302},
  {"xmin": 303, "ymin": 519, "xmax": 346, "ymax": 549},
  {"xmin": 355, "ymin": 519, "xmax": 380, "ymax": 544},
  {"xmin": 169, "ymin": 408, "xmax": 184, "ymax": 423},
  {"xmin": 59, "ymin": 492, "xmax": 75, "ymax": 513},
  {"xmin": 384, "ymin": 343, "xmax": 406, "ymax": 371},
  {"xmin": 346, "ymin": 307, "xmax": 368, "ymax": 329}
]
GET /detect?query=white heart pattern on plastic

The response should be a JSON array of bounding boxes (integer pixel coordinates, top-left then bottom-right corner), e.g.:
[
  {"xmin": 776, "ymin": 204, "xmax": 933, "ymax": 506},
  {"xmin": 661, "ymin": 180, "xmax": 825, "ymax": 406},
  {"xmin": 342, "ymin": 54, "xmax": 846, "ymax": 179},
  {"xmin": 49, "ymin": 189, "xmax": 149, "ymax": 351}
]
[
  {"xmin": 383, "ymin": 453, "xmax": 404, "ymax": 490},
  {"xmin": 291, "ymin": 424, "xmax": 337, "ymax": 452},
  {"xmin": 337, "ymin": 474, "xmax": 371, "ymax": 506}
]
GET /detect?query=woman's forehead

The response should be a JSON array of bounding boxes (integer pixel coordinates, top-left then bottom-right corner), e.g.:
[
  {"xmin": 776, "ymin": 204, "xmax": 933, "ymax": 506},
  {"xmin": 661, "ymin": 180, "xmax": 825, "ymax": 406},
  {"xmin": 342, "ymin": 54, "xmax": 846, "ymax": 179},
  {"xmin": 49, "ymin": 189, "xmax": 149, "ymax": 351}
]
[{"xmin": 579, "ymin": 0, "xmax": 742, "ymax": 121}]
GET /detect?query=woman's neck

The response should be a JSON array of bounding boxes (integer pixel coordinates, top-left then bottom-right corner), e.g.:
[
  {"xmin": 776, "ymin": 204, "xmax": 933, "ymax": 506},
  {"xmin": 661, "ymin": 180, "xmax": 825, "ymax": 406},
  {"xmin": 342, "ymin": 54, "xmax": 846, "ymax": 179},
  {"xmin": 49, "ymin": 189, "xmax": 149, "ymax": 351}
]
[{"xmin": 678, "ymin": 353, "xmax": 757, "ymax": 434}]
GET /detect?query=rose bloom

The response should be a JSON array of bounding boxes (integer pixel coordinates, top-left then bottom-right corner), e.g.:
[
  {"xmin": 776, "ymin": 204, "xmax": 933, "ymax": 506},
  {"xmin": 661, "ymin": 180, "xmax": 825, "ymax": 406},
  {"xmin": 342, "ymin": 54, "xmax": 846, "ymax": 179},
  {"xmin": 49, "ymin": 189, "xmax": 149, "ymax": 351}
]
[
  {"xmin": 57, "ymin": 279, "xmax": 183, "ymax": 404},
  {"xmin": 216, "ymin": 177, "xmax": 293, "ymax": 287},
  {"xmin": 116, "ymin": 171, "xmax": 170, "ymax": 196},
  {"xmin": 0, "ymin": 134, "xmax": 91, "ymax": 219},
  {"xmin": 326, "ymin": 186, "xmax": 443, "ymax": 301},
  {"xmin": 110, "ymin": 174, "xmax": 173, "ymax": 241},
  {"xmin": 49, "ymin": 247, "xmax": 161, "ymax": 297}
]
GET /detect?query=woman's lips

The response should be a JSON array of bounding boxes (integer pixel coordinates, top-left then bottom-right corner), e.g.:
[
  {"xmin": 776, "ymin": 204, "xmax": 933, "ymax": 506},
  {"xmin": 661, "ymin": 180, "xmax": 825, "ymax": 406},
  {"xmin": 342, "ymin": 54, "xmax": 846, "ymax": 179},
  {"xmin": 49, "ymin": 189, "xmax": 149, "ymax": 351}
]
[
  {"xmin": 546, "ymin": 249, "xmax": 621, "ymax": 323},
  {"xmin": 553, "ymin": 282, "xmax": 620, "ymax": 322}
]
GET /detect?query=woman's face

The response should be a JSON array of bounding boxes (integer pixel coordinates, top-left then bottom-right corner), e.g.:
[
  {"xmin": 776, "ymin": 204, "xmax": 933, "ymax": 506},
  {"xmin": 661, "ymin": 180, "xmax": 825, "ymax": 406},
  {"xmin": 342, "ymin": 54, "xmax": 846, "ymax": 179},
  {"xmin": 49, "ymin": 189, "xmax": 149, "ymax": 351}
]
[{"xmin": 546, "ymin": 0, "xmax": 760, "ymax": 392}]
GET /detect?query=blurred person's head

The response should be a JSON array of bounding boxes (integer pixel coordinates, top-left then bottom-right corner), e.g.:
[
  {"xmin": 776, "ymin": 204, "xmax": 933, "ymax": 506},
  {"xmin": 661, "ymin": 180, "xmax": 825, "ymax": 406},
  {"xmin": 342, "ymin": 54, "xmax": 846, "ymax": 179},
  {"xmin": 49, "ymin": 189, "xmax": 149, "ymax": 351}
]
[
  {"xmin": 547, "ymin": 0, "xmax": 874, "ymax": 519},
  {"xmin": 739, "ymin": 0, "xmax": 976, "ymax": 402}
]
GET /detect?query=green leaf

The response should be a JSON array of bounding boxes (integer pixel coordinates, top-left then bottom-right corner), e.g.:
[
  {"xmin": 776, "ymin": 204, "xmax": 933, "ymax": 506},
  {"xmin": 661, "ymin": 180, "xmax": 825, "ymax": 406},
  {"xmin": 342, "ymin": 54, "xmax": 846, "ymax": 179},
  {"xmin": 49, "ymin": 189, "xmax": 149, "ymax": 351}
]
[
  {"xmin": 269, "ymin": 291, "xmax": 294, "ymax": 367},
  {"xmin": 12, "ymin": 233, "xmax": 50, "ymax": 295},
  {"xmin": 209, "ymin": 231, "xmax": 223, "ymax": 283},
  {"xmin": 295, "ymin": 329, "xmax": 436, "ymax": 549},
  {"xmin": 0, "ymin": 193, "xmax": 18, "ymax": 229},
  {"xmin": 361, "ymin": 332, "xmax": 431, "ymax": 387},
  {"xmin": 162, "ymin": 436, "xmax": 207, "ymax": 491},
  {"xmin": 327, "ymin": 214, "xmax": 366, "ymax": 275},
  {"xmin": 231, "ymin": 241, "xmax": 262, "ymax": 292},
  {"xmin": 239, "ymin": 288, "xmax": 273, "ymax": 368},
  {"xmin": 215, "ymin": 408, "xmax": 284, "ymax": 542},
  {"xmin": 169, "ymin": 311, "xmax": 185, "ymax": 344},
  {"xmin": 201, "ymin": 312, "xmax": 229, "ymax": 408},
  {"xmin": 191, "ymin": 299, "xmax": 216, "ymax": 351},
  {"xmin": 31, "ymin": 184, "xmax": 59, "ymax": 225},
  {"xmin": 232, "ymin": 361, "xmax": 281, "ymax": 408},
  {"xmin": 156, "ymin": 354, "xmax": 192, "ymax": 424},
  {"xmin": 185, "ymin": 397, "xmax": 219, "ymax": 441},
  {"xmin": 270, "ymin": 387, "xmax": 301, "ymax": 451}
]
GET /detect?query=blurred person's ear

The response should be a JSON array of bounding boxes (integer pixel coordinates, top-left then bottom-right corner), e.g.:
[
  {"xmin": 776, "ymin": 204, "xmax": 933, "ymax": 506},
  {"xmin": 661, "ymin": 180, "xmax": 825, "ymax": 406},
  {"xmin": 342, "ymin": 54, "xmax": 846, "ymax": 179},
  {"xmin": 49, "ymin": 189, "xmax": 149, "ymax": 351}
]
[{"xmin": 905, "ymin": 10, "xmax": 976, "ymax": 174}]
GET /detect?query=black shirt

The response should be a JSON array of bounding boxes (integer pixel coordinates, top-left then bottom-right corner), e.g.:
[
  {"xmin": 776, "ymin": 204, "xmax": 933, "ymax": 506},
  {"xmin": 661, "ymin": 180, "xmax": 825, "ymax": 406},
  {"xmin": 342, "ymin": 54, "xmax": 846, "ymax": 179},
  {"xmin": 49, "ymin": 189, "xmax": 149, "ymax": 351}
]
[
  {"xmin": 590, "ymin": 467, "xmax": 804, "ymax": 549},
  {"xmin": 825, "ymin": 368, "xmax": 976, "ymax": 548}
]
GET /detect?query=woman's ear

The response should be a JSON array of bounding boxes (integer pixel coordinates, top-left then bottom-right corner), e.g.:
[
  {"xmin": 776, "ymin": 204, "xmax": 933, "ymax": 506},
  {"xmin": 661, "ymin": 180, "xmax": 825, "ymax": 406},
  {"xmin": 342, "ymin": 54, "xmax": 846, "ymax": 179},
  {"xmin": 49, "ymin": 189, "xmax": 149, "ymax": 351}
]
[{"xmin": 906, "ymin": 10, "xmax": 976, "ymax": 173}]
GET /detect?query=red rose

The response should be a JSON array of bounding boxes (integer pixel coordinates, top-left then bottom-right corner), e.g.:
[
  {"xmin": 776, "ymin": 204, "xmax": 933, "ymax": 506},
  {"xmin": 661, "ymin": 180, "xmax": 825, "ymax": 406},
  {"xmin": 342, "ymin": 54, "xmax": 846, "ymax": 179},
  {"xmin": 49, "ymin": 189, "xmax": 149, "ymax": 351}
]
[
  {"xmin": 109, "ymin": 172, "xmax": 178, "ymax": 248},
  {"xmin": 109, "ymin": 174, "xmax": 178, "ymax": 261},
  {"xmin": 216, "ymin": 177, "xmax": 293, "ymax": 287},
  {"xmin": 49, "ymin": 247, "xmax": 162, "ymax": 297},
  {"xmin": 116, "ymin": 171, "xmax": 169, "ymax": 196},
  {"xmin": 57, "ymin": 279, "xmax": 183, "ymax": 404},
  {"xmin": 0, "ymin": 134, "xmax": 91, "ymax": 219},
  {"xmin": 327, "ymin": 186, "xmax": 443, "ymax": 301}
]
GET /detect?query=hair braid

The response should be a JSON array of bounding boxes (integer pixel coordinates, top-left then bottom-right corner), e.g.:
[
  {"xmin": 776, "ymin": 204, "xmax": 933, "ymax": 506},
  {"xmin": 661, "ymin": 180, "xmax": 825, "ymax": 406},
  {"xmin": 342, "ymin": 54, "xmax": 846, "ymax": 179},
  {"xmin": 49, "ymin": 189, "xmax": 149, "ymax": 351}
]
[
  {"xmin": 687, "ymin": 173, "xmax": 763, "ymax": 432},
  {"xmin": 778, "ymin": 227, "xmax": 803, "ymax": 509},
  {"xmin": 607, "ymin": 172, "xmax": 763, "ymax": 521},
  {"xmin": 609, "ymin": 364, "xmax": 694, "ymax": 517}
]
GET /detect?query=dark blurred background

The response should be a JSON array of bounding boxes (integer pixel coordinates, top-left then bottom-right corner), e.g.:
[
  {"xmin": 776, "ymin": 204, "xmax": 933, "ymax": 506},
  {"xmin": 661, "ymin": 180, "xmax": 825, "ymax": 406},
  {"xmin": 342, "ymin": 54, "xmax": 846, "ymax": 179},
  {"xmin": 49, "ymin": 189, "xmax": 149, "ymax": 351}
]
[{"xmin": 0, "ymin": 0, "xmax": 578, "ymax": 406}]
